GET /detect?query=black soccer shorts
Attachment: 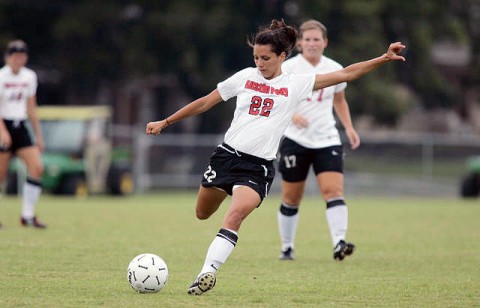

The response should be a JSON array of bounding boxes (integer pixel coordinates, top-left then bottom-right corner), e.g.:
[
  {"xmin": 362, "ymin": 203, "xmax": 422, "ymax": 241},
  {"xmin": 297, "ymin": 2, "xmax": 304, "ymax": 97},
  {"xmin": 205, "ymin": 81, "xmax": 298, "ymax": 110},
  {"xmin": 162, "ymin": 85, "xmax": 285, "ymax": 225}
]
[
  {"xmin": 0, "ymin": 120, "xmax": 35, "ymax": 153},
  {"xmin": 201, "ymin": 143, "xmax": 275, "ymax": 203},
  {"xmin": 278, "ymin": 137, "xmax": 344, "ymax": 182}
]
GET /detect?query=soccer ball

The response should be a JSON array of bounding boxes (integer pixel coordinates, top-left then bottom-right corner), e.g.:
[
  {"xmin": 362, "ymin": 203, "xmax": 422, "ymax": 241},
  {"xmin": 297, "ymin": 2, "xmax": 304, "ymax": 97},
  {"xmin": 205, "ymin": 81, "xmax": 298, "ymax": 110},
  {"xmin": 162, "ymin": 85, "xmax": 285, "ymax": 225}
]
[{"xmin": 127, "ymin": 253, "xmax": 169, "ymax": 293}]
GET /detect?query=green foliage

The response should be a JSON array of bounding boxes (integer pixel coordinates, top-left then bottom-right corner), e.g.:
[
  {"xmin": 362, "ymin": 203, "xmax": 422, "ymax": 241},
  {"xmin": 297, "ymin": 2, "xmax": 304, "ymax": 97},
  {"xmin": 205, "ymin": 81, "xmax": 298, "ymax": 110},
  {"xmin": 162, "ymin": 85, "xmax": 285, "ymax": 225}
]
[
  {"xmin": 0, "ymin": 193, "xmax": 479, "ymax": 307},
  {"xmin": 348, "ymin": 77, "xmax": 413, "ymax": 126},
  {"xmin": 0, "ymin": 0, "xmax": 477, "ymax": 128}
]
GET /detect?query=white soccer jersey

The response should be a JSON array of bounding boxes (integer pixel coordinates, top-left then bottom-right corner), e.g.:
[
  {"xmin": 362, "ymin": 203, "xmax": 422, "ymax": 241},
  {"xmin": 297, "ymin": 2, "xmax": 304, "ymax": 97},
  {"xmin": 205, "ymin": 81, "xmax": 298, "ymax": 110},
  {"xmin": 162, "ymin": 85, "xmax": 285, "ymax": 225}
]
[
  {"xmin": 282, "ymin": 54, "xmax": 347, "ymax": 148},
  {"xmin": 0, "ymin": 65, "xmax": 37, "ymax": 120},
  {"xmin": 217, "ymin": 67, "xmax": 315, "ymax": 160}
]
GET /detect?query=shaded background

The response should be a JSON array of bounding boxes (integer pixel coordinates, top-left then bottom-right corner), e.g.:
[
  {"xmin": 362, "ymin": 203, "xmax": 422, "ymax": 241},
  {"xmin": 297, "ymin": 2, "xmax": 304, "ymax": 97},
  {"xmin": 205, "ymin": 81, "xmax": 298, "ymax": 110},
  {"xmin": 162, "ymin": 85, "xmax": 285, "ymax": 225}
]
[{"xmin": 1, "ymin": 0, "xmax": 480, "ymax": 196}]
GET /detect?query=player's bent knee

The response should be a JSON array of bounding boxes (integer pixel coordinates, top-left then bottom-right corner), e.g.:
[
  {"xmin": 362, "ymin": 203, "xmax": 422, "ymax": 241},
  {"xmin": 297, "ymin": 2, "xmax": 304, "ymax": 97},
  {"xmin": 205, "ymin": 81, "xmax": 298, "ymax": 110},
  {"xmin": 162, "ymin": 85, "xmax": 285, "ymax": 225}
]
[{"xmin": 195, "ymin": 208, "xmax": 212, "ymax": 220}]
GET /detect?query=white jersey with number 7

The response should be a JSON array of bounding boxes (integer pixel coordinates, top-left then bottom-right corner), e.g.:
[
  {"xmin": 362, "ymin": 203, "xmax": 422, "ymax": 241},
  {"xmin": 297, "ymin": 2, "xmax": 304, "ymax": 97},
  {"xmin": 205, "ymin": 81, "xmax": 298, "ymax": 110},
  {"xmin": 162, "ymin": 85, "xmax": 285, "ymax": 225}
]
[{"xmin": 282, "ymin": 54, "xmax": 347, "ymax": 149}]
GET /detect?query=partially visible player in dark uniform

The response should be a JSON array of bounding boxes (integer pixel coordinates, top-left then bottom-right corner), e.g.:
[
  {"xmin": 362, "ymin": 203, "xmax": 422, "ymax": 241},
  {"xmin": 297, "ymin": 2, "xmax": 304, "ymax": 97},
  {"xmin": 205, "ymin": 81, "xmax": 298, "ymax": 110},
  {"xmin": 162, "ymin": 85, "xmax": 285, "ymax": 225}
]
[
  {"xmin": 0, "ymin": 40, "xmax": 46, "ymax": 229},
  {"xmin": 146, "ymin": 19, "xmax": 406, "ymax": 295},
  {"xmin": 277, "ymin": 20, "xmax": 358, "ymax": 261}
]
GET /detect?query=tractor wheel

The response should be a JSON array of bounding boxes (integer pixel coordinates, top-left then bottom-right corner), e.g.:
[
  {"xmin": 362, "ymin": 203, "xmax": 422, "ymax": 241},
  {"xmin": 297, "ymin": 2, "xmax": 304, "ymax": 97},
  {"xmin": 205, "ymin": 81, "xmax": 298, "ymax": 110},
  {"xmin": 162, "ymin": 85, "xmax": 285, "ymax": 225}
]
[
  {"xmin": 460, "ymin": 172, "xmax": 480, "ymax": 198},
  {"xmin": 61, "ymin": 175, "xmax": 88, "ymax": 197},
  {"xmin": 107, "ymin": 167, "xmax": 134, "ymax": 195},
  {"xmin": 6, "ymin": 172, "xmax": 18, "ymax": 195}
]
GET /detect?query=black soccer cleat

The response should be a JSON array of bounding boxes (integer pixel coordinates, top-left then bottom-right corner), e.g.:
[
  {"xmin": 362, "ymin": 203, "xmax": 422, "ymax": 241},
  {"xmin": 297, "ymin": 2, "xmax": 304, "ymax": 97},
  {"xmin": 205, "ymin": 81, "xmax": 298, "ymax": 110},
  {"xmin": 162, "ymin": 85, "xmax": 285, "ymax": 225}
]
[
  {"xmin": 279, "ymin": 247, "xmax": 295, "ymax": 260},
  {"xmin": 187, "ymin": 272, "xmax": 216, "ymax": 295},
  {"xmin": 333, "ymin": 240, "xmax": 355, "ymax": 261},
  {"xmin": 20, "ymin": 216, "xmax": 47, "ymax": 229}
]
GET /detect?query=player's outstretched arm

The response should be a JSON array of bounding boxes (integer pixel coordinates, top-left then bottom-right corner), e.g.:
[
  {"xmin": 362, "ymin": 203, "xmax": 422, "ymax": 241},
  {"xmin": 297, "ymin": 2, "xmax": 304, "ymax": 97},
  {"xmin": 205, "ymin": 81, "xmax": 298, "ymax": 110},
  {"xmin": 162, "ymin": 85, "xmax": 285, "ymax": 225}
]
[
  {"xmin": 146, "ymin": 89, "xmax": 223, "ymax": 135},
  {"xmin": 313, "ymin": 42, "xmax": 406, "ymax": 91}
]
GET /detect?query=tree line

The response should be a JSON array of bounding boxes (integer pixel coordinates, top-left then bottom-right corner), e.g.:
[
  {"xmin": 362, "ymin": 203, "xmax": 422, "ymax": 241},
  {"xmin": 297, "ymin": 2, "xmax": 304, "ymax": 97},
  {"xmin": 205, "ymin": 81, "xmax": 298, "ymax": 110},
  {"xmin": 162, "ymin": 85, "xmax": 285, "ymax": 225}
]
[{"xmin": 0, "ymin": 0, "xmax": 478, "ymax": 132}]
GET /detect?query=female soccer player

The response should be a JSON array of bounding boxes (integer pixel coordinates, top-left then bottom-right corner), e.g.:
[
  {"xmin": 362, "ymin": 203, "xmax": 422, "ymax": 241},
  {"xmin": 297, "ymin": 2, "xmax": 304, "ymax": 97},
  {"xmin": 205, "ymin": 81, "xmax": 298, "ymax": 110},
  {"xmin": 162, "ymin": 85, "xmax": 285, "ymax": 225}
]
[
  {"xmin": 0, "ymin": 40, "xmax": 46, "ymax": 229},
  {"xmin": 277, "ymin": 20, "xmax": 359, "ymax": 261},
  {"xmin": 146, "ymin": 19, "xmax": 406, "ymax": 295}
]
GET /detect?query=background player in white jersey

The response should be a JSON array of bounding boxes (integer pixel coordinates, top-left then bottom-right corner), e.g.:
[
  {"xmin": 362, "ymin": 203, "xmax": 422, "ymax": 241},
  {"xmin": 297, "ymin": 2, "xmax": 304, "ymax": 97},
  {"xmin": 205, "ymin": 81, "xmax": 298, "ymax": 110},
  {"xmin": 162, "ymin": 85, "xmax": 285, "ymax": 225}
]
[
  {"xmin": 277, "ymin": 20, "xmax": 359, "ymax": 261},
  {"xmin": 0, "ymin": 40, "xmax": 46, "ymax": 229},
  {"xmin": 146, "ymin": 19, "xmax": 406, "ymax": 295}
]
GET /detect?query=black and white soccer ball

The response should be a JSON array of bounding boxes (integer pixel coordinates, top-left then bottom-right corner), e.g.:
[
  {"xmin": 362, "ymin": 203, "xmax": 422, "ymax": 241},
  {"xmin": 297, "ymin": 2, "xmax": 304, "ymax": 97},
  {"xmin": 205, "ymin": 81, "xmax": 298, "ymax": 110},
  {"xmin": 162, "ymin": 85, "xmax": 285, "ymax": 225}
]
[{"xmin": 127, "ymin": 253, "xmax": 168, "ymax": 293}]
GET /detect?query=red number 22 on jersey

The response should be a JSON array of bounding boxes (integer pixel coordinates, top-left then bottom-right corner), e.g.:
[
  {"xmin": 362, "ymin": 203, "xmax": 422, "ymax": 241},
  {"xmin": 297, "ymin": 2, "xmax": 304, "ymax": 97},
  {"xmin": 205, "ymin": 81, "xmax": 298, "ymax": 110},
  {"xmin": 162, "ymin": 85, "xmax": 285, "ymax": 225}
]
[{"xmin": 248, "ymin": 96, "xmax": 274, "ymax": 117}]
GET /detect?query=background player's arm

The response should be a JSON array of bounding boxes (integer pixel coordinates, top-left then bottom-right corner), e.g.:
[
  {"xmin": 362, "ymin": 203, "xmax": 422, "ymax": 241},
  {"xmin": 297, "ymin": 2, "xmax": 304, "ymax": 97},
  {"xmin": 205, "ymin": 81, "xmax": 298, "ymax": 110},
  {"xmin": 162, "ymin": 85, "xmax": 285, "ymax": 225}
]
[
  {"xmin": 27, "ymin": 95, "xmax": 44, "ymax": 152},
  {"xmin": 333, "ymin": 91, "xmax": 360, "ymax": 149}
]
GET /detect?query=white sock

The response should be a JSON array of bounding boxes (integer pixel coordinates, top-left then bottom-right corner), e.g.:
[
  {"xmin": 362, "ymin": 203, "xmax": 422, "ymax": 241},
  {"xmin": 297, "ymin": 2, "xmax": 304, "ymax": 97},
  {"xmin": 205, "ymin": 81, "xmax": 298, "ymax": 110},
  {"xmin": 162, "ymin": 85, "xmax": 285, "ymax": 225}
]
[
  {"xmin": 199, "ymin": 228, "xmax": 238, "ymax": 275},
  {"xmin": 326, "ymin": 198, "xmax": 348, "ymax": 246},
  {"xmin": 277, "ymin": 202, "xmax": 299, "ymax": 251},
  {"xmin": 22, "ymin": 178, "xmax": 42, "ymax": 220}
]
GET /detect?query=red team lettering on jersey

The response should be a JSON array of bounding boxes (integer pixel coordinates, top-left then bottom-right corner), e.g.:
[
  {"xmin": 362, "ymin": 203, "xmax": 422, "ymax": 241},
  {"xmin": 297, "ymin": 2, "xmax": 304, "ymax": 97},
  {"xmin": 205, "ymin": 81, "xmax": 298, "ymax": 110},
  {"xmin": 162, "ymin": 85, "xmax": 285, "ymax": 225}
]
[
  {"xmin": 5, "ymin": 82, "xmax": 28, "ymax": 101},
  {"xmin": 245, "ymin": 80, "xmax": 288, "ymax": 117},
  {"xmin": 0, "ymin": 66, "xmax": 38, "ymax": 120},
  {"xmin": 217, "ymin": 67, "xmax": 315, "ymax": 159},
  {"xmin": 244, "ymin": 80, "xmax": 288, "ymax": 97}
]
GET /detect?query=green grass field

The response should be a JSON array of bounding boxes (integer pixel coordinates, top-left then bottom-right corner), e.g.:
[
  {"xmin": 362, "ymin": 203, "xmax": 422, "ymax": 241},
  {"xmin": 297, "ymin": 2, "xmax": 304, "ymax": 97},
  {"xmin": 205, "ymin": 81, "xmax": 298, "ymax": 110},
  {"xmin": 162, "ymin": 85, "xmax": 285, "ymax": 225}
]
[{"xmin": 1, "ymin": 192, "xmax": 479, "ymax": 307}]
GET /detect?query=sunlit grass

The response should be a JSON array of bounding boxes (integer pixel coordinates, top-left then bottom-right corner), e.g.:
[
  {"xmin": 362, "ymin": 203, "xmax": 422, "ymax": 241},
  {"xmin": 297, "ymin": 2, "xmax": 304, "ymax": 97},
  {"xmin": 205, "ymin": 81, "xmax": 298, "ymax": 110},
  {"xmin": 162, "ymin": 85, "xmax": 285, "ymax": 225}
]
[{"xmin": 0, "ymin": 192, "xmax": 479, "ymax": 307}]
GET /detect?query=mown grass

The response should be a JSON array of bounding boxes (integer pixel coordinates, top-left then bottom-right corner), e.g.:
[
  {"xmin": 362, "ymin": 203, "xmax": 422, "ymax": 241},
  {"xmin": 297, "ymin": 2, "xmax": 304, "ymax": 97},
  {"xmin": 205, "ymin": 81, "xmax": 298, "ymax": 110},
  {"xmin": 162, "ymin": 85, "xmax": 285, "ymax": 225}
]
[
  {"xmin": 345, "ymin": 155, "xmax": 469, "ymax": 179},
  {"xmin": 0, "ymin": 192, "xmax": 479, "ymax": 307}
]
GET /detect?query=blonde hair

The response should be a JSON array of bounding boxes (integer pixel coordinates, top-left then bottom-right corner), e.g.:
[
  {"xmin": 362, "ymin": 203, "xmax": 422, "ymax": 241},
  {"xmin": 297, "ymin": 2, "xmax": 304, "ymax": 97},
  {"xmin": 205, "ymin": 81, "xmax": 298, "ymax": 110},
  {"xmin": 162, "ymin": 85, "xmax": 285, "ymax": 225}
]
[
  {"xmin": 299, "ymin": 20, "xmax": 327, "ymax": 39},
  {"xmin": 296, "ymin": 19, "xmax": 328, "ymax": 53}
]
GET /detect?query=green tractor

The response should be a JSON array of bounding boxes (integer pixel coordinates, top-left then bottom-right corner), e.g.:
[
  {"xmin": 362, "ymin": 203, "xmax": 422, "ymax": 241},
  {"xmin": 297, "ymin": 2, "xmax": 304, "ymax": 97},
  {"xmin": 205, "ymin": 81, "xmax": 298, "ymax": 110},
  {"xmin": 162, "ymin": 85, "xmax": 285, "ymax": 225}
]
[
  {"xmin": 7, "ymin": 105, "xmax": 134, "ymax": 196},
  {"xmin": 460, "ymin": 156, "xmax": 480, "ymax": 198}
]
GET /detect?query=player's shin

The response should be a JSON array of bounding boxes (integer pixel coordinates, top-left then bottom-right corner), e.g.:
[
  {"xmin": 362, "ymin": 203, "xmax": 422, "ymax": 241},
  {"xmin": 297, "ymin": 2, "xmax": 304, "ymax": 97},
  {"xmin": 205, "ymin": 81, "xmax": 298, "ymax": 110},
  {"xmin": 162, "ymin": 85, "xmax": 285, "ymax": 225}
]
[
  {"xmin": 199, "ymin": 228, "xmax": 238, "ymax": 275},
  {"xmin": 22, "ymin": 177, "xmax": 42, "ymax": 219}
]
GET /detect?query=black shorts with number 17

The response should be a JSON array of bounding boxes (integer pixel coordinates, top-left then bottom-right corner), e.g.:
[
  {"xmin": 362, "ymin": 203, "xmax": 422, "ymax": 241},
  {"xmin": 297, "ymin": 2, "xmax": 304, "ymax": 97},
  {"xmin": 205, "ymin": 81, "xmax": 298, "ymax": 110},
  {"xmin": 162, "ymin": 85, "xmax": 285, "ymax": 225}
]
[
  {"xmin": 278, "ymin": 137, "xmax": 344, "ymax": 182},
  {"xmin": 201, "ymin": 143, "xmax": 275, "ymax": 203}
]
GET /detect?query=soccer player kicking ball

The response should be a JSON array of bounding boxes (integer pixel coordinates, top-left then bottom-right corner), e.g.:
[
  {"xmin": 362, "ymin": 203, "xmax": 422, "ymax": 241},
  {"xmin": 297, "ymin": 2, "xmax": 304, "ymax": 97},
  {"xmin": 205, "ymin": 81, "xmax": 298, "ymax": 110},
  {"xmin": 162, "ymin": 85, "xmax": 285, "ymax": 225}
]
[{"xmin": 146, "ymin": 19, "xmax": 406, "ymax": 295}]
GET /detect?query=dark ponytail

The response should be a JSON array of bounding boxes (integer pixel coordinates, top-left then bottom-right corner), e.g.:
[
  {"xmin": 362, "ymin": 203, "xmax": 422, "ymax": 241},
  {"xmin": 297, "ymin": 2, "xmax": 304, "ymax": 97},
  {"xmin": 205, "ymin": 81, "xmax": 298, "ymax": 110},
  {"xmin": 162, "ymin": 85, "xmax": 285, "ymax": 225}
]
[{"xmin": 248, "ymin": 19, "xmax": 298, "ymax": 57}]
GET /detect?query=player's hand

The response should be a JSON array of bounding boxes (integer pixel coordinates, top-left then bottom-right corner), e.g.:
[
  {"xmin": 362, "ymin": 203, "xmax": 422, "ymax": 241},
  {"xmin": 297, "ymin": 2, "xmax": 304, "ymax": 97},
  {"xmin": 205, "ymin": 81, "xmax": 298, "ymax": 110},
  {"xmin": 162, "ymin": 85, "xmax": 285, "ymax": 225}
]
[
  {"xmin": 345, "ymin": 127, "xmax": 360, "ymax": 150},
  {"xmin": 0, "ymin": 130, "xmax": 12, "ymax": 149},
  {"xmin": 36, "ymin": 135, "xmax": 45, "ymax": 152},
  {"xmin": 146, "ymin": 120, "xmax": 168, "ymax": 135},
  {"xmin": 292, "ymin": 113, "xmax": 309, "ymax": 129},
  {"xmin": 386, "ymin": 42, "xmax": 406, "ymax": 61}
]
